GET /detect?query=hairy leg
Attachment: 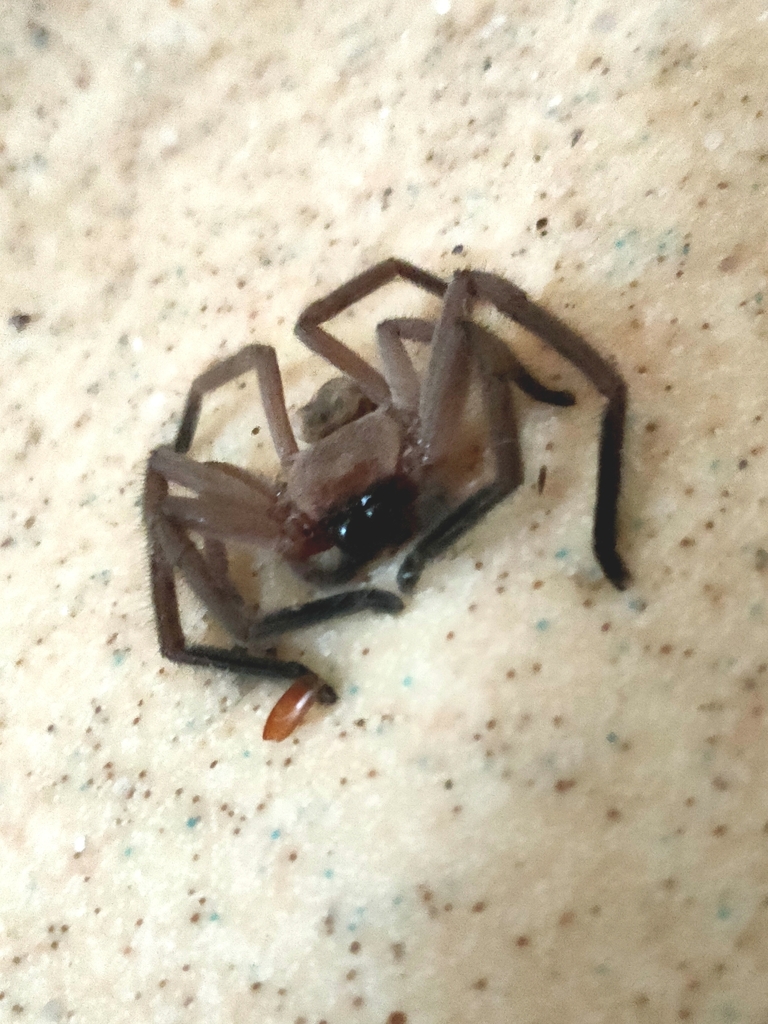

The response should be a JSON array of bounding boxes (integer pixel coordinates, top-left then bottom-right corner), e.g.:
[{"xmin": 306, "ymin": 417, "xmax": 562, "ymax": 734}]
[
  {"xmin": 175, "ymin": 344, "xmax": 298, "ymax": 469},
  {"xmin": 398, "ymin": 315, "xmax": 526, "ymax": 591},
  {"xmin": 464, "ymin": 271, "xmax": 629, "ymax": 589},
  {"xmin": 375, "ymin": 317, "xmax": 434, "ymax": 412},
  {"xmin": 295, "ymin": 258, "xmax": 447, "ymax": 407},
  {"xmin": 460, "ymin": 321, "xmax": 575, "ymax": 407}
]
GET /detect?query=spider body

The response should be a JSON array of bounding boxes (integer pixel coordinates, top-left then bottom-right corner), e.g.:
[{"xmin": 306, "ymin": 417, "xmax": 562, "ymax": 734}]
[{"xmin": 144, "ymin": 259, "xmax": 629, "ymax": 741}]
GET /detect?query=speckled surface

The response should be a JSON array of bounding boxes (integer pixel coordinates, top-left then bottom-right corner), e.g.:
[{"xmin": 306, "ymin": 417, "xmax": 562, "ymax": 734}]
[{"xmin": 3, "ymin": 1, "xmax": 768, "ymax": 1021}]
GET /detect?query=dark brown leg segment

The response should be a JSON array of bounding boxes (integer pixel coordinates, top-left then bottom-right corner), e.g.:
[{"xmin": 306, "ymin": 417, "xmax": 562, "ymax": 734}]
[
  {"xmin": 144, "ymin": 465, "xmax": 313, "ymax": 682},
  {"xmin": 175, "ymin": 344, "xmax": 298, "ymax": 469},
  {"xmin": 465, "ymin": 271, "xmax": 629, "ymax": 589},
  {"xmin": 144, "ymin": 466, "xmax": 404, "ymax": 688},
  {"xmin": 295, "ymin": 258, "xmax": 447, "ymax": 407},
  {"xmin": 375, "ymin": 317, "xmax": 435, "ymax": 412},
  {"xmin": 397, "ymin": 319, "xmax": 526, "ymax": 592},
  {"xmin": 460, "ymin": 322, "xmax": 576, "ymax": 407}
]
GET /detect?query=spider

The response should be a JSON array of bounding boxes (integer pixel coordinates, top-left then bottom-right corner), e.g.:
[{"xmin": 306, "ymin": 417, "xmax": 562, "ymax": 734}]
[{"xmin": 144, "ymin": 258, "xmax": 629, "ymax": 741}]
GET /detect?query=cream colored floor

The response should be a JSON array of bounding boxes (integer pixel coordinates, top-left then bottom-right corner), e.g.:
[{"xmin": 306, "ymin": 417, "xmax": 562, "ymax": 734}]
[{"xmin": 3, "ymin": 1, "xmax": 768, "ymax": 1021}]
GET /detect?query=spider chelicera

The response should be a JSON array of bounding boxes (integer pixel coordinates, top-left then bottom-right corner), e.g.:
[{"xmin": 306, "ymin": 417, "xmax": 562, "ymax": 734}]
[{"xmin": 143, "ymin": 259, "xmax": 629, "ymax": 741}]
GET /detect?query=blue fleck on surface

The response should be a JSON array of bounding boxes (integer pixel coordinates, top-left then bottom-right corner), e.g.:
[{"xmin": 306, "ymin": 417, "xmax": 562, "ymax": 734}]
[
  {"xmin": 717, "ymin": 902, "xmax": 733, "ymax": 921},
  {"xmin": 535, "ymin": 619, "xmax": 550, "ymax": 632},
  {"xmin": 186, "ymin": 816, "xmax": 201, "ymax": 829},
  {"xmin": 270, "ymin": 829, "xmax": 281, "ymax": 840},
  {"xmin": 402, "ymin": 675, "xmax": 413, "ymax": 688},
  {"xmin": 606, "ymin": 732, "xmax": 618, "ymax": 744}
]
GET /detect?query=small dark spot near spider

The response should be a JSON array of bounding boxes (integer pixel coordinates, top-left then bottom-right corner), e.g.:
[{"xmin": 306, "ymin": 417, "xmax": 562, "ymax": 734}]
[
  {"xmin": 444, "ymin": 779, "xmax": 453, "ymax": 789},
  {"xmin": 535, "ymin": 217, "xmax": 548, "ymax": 232},
  {"xmin": 482, "ymin": 56, "xmax": 492, "ymax": 71},
  {"xmin": 571, "ymin": 128, "xmax": 584, "ymax": 146},
  {"xmin": 516, "ymin": 935, "xmax": 530, "ymax": 947},
  {"xmin": 9, "ymin": 312, "xmax": 34, "ymax": 332},
  {"xmin": 349, "ymin": 941, "xmax": 361, "ymax": 953},
  {"xmin": 555, "ymin": 778, "xmax": 575, "ymax": 792},
  {"xmin": 452, "ymin": 244, "xmax": 465, "ymax": 255},
  {"xmin": 738, "ymin": 459, "xmax": 748, "ymax": 470},
  {"xmin": 251, "ymin": 426, "xmax": 260, "ymax": 435}
]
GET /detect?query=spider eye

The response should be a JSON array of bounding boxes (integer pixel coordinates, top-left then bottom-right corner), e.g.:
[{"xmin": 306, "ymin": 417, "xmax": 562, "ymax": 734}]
[{"xmin": 325, "ymin": 477, "xmax": 416, "ymax": 563}]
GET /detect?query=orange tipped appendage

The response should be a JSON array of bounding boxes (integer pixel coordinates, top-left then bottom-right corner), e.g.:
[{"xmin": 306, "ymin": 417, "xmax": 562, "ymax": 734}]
[{"xmin": 263, "ymin": 675, "xmax": 338, "ymax": 741}]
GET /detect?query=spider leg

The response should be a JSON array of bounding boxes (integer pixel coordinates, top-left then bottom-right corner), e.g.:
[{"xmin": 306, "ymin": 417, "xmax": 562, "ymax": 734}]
[
  {"xmin": 416, "ymin": 271, "xmax": 476, "ymax": 464},
  {"xmin": 460, "ymin": 322, "xmax": 575, "ymax": 407},
  {"xmin": 375, "ymin": 317, "xmax": 435, "ymax": 412},
  {"xmin": 144, "ymin": 465, "xmax": 311, "ymax": 682},
  {"xmin": 397, "ymin": 316, "xmax": 526, "ymax": 592},
  {"xmin": 374, "ymin": 311, "xmax": 576, "ymax": 414},
  {"xmin": 144, "ymin": 466, "xmax": 403, "ymax": 685},
  {"xmin": 295, "ymin": 258, "xmax": 447, "ymax": 406},
  {"xmin": 175, "ymin": 344, "xmax": 298, "ymax": 470},
  {"xmin": 463, "ymin": 271, "xmax": 629, "ymax": 589}
]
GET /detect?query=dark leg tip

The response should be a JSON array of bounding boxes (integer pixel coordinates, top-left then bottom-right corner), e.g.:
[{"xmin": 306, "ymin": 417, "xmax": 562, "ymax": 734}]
[
  {"xmin": 316, "ymin": 683, "xmax": 338, "ymax": 706},
  {"xmin": 599, "ymin": 551, "xmax": 630, "ymax": 591},
  {"xmin": 396, "ymin": 553, "xmax": 423, "ymax": 593},
  {"xmin": 365, "ymin": 589, "xmax": 406, "ymax": 613}
]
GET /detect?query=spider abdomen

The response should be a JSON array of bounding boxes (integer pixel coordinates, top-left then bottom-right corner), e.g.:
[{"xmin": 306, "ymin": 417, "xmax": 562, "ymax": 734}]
[{"xmin": 324, "ymin": 476, "xmax": 418, "ymax": 564}]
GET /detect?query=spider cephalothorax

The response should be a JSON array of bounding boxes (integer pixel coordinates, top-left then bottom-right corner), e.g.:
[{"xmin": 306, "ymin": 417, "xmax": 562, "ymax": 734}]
[{"xmin": 144, "ymin": 259, "xmax": 629, "ymax": 740}]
